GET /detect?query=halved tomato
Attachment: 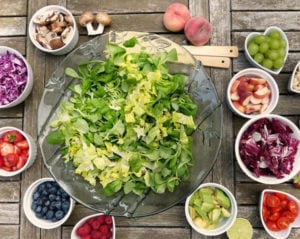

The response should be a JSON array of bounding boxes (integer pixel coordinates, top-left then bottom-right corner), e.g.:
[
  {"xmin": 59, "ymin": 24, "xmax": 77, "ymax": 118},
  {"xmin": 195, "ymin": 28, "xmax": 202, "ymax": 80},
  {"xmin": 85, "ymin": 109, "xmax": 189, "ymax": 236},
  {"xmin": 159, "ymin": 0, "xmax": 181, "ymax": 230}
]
[
  {"xmin": 288, "ymin": 200, "xmax": 299, "ymax": 215},
  {"xmin": 266, "ymin": 194, "xmax": 281, "ymax": 208},
  {"xmin": 277, "ymin": 216, "xmax": 290, "ymax": 230},
  {"xmin": 266, "ymin": 221, "xmax": 280, "ymax": 231}
]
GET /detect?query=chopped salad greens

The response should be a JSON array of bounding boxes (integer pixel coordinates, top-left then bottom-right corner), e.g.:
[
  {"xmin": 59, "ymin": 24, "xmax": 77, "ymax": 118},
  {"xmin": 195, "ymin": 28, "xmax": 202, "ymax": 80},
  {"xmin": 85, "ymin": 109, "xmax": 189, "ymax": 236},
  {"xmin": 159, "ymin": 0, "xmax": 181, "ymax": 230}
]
[{"xmin": 47, "ymin": 37, "xmax": 198, "ymax": 196}]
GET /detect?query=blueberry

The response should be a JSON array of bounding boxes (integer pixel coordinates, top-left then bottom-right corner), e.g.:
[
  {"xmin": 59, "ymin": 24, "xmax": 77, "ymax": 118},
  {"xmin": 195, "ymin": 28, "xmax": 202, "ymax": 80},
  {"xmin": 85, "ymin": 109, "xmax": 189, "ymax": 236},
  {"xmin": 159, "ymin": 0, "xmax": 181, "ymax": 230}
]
[
  {"xmin": 48, "ymin": 194, "xmax": 56, "ymax": 201},
  {"xmin": 35, "ymin": 213, "xmax": 43, "ymax": 219},
  {"xmin": 37, "ymin": 183, "xmax": 46, "ymax": 192},
  {"xmin": 55, "ymin": 210, "xmax": 64, "ymax": 220},
  {"xmin": 32, "ymin": 192, "xmax": 40, "ymax": 201},
  {"xmin": 49, "ymin": 186, "xmax": 57, "ymax": 194},
  {"xmin": 46, "ymin": 182, "xmax": 53, "ymax": 189},
  {"xmin": 61, "ymin": 201, "xmax": 70, "ymax": 212},
  {"xmin": 36, "ymin": 198, "xmax": 43, "ymax": 206},
  {"xmin": 44, "ymin": 200, "xmax": 50, "ymax": 206},
  {"xmin": 31, "ymin": 202, "xmax": 38, "ymax": 211},
  {"xmin": 49, "ymin": 201, "xmax": 56, "ymax": 210},
  {"xmin": 61, "ymin": 191, "xmax": 69, "ymax": 199},
  {"xmin": 41, "ymin": 189, "xmax": 49, "ymax": 196},
  {"xmin": 54, "ymin": 201, "xmax": 62, "ymax": 210},
  {"xmin": 35, "ymin": 205, "xmax": 42, "ymax": 213},
  {"xmin": 55, "ymin": 195, "xmax": 61, "ymax": 201},
  {"xmin": 46, "ymin": 210, "xmax": 54, "ymax": 219},
  {"xmin": 42, "ymin": 206, "xmax": 48, "ymax": 215}
]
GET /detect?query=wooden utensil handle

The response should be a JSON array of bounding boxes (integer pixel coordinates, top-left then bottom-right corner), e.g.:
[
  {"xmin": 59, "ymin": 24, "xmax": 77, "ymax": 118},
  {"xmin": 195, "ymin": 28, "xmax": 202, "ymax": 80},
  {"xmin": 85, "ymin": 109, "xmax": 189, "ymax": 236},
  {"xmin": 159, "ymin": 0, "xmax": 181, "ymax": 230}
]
[
  {"xmin": 183, "ymin": 45, "xmax": 239, "ymax": 57},
  {"xmin": 194, "ymin": 56, "xmax": 231, "ymax": 68}
]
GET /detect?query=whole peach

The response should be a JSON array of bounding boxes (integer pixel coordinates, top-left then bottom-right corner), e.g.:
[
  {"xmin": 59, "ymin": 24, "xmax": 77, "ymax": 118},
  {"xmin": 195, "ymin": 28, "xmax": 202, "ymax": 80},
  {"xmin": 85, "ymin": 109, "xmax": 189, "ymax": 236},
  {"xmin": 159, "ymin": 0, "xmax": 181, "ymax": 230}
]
[
  {"xmin": 163, "ymin": 3, "xmax": 191, "ymax": 32},
  {"xmin": 184, "ymin": 16, "xmax": 212, "ymax": 46}
]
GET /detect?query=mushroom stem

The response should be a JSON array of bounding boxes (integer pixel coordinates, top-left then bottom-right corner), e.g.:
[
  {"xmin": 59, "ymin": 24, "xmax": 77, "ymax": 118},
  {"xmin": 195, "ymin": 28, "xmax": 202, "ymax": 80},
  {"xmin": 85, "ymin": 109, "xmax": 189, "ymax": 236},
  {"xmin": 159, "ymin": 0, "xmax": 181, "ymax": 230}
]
[
  {"xmin": 94, "ymin": 24, "xmax": 104, "ymax": 35},
  {"xmin": 86, "ymin": 23, "xmax": 97, "ymax": 35}
]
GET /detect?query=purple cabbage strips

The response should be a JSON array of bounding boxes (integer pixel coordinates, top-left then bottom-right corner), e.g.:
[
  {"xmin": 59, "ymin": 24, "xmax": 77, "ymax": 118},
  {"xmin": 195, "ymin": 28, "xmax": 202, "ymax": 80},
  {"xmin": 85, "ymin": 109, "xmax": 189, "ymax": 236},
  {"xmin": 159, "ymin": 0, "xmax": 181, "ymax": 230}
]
[
  {"xmin": 0, "ymin": 50, "xmax": 28, "ymax": 105},
  {"xmin": 239, "ymin": 117, "xmax": 300, "ymax": 179}
]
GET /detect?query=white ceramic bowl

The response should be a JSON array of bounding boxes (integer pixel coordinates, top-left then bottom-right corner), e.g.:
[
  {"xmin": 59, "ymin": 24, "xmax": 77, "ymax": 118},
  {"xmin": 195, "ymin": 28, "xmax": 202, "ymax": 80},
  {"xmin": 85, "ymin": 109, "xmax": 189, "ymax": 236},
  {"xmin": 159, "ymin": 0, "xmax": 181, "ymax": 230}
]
[
  {"xmin": 288, "ymin": 61, "xmax": 300, "ymax": 94},
  {"xmin": 260, "ymin": 189, "xmax": 300, "ymax": 239},
  {"xmin": 245, "ymin": 26, "xmax": 289, "ymax": 75},
  {"xmin": 71, "ymin": 213, "xmax": 116, "ymax": 239},
  {"xmin": 235, "ymin": 114, "xmax": 300, "ymax": 184},
  {"xmin": 23, "ymin": 177, "xmax": 75, "ymax": 229},
  {"xmin": 29, "ymin": 5, "xmax": 79, "ymax": 55},
  {"xmin": 227, "ymin": 68, "xmax": 279, "ymax": 119},
  {"xmin": 0, "ymin": 46, "xmax": 33, "ymax": 108},
  {"xmin": 185, "ymin": 183, "xmax": 237, "ymax": 236},
  {"xmin": 0, "ymin": 127, "xmax": 37, "ymax": 177}
]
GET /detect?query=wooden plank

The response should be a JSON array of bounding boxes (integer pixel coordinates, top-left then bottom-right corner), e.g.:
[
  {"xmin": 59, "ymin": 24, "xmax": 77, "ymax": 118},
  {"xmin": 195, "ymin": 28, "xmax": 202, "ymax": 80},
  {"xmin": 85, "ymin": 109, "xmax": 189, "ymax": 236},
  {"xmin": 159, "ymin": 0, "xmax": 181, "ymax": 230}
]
[
  {"xmin": 0, "ymin": 118, "xmax": 22, "ymax": 128},
  {"xmin": 232, "ymin": 12, "xmax": 300, "ymax": 31},
  {"xmin": 0, "ymin": 182, "xmax": 20, "ymax": 202},
  {"xmin": 0, "ymin": 204, "xmax": 19, "ymax": 224},
  {"xmin": 0, "ymin": 37, "xmax": 26, "ymax": 54},
  {"xmin": 233, "ymin": 52, "xmax": 299, "ymax": 73},
  {"xmin": 67, "ymin": 0, "xmax": 188, "ymax": 14},
  {"xmin": 0, "ymin": 17, "xmax": 27, "ymax": 36},
  {"xmin": 0, "ymin": 0, "xmax": 27, "ymax": 16},
  {"xmin": 0, "ymin": 225, "xmax": 19, "ymax": 239},
  {"xmin": 232, "ymin": 0, "xmax": 300, "ymax": 10}
]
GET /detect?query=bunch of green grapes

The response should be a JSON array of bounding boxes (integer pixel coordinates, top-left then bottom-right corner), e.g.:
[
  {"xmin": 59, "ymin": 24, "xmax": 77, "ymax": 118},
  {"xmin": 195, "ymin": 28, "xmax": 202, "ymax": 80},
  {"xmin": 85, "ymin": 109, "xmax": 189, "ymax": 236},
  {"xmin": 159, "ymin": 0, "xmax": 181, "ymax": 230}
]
[{"xmin": 247, "ymin": 30, "xmax": 287, "ymax": 70}]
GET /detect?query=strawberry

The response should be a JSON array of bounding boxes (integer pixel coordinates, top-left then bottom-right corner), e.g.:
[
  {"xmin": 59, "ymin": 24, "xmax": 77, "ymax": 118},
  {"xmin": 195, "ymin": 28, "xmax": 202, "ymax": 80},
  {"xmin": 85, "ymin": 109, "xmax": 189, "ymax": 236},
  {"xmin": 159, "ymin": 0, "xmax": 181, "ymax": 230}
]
[
  {"xmin": 5, "ymin": 153, "xmax": 19, "ymax": 167},
  {"xmin": 3, "ymin": 130, "xmax": 24, "ymax": 143},
  {"xmin": 0, "ymin": 142, "xmax": 14, "ymax": 157},
  {"xmin": 16, "ymin": 154, "xmax": 27, "ymax": 170},
  {"xmin": 15, "ymin": 140, "xmax": 29, "ymax": 150},
  {"xmin": 293, "ymin": 173, "xmax": 300, "ymax": 189},
  {"xmin": 0, "ymin": 156, "xmax": 4, "ymax": 168}
]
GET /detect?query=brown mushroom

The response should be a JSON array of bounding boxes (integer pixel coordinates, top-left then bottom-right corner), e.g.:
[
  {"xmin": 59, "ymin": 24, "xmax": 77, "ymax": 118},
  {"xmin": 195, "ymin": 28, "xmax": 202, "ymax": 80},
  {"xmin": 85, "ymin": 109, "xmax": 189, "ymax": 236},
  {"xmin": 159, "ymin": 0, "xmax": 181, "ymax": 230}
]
[
  {"xmin": 49, "ymin": 37, "xmax": 65, "ymax": 49},
  {"xmin": 94, "ymin": 12, "xmax": 112, "ymax": 34},
  {"xmin": 78, "ymin": 11, "xmax": 95, "ymax": 35}
]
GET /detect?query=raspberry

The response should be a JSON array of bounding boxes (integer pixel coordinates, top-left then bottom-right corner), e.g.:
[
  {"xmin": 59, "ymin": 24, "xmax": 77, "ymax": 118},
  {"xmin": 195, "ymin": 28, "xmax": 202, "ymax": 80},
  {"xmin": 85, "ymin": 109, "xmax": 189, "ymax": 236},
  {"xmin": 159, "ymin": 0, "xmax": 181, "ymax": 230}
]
[
  {"xmin": 82, "ymin": 235, "xmax": 92, "ymax": 239},
  {"xmin": 100, "ymin": 224, "xmax": 109, "ymax": 235},
  {"xmin": 87, "ymin": 217, "xmax": 96, "ymax": 225},
  {"xmin": 91, "ymin": 220, "xmax": 101, "ymax": 230},
  {"xmin": 97, "ymin": 215, "xmax": 105, "ymax": 224},
  {"xmin": 104, "ymin": 216, "xmax": 112, "ymax": 225},
  {"xmin": 76, "ymin": 225, "xmax": 90, "ymax": 237},
  {"xmin": 91, "ymin": 230, "xmax": 102, "ymax": 239}
]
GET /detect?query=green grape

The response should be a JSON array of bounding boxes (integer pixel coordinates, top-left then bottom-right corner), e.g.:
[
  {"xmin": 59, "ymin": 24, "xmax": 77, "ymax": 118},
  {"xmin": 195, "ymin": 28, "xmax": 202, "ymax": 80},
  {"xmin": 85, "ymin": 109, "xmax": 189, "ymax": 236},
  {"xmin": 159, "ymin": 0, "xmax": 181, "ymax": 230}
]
[
  {"xmin": 247, "ymin": 42, "xmax": 259, "ymax": 56},
  {"xmin": 267, "ymin": 50, "xmax": 279, "ymax": 60},
  {"xmin": 269, "ymin": 30, "xmax": 281, "ymax": 39},
  {"xmin": 277, "ymin": 48, "xmax": 286, "ymax": 58},
  {"xmin": 279, "ymin": 39, "xmax": 287, "ymax": 48},
  {"xmin": 254, "ymin": 53, "xmax": 264, "ymax": 63},
  {"xmin": 259, "ymin": 42, "xmax": 269, "ymax": 53},
  {"xmin": 273, "ymin": 58, "xmax": 284, "ymax": 69},
  {"xmin": 262, "ymin": 58, "xmax": 273, "ymax": 69},
  {"xmin": 269, "ymin": 39, "xmax": 280, "ymax": 50},
  {"xmin": 254, "ymin": 35, "xmax": 267, "ymax": 45}
]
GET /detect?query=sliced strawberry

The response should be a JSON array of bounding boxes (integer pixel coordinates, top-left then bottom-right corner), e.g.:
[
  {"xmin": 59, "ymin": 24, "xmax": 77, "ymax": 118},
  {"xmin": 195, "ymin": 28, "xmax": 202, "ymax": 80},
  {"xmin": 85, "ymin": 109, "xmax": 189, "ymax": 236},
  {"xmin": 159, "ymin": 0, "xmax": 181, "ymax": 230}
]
[
  {"xmin": 15, "ymin": 140, "xmax": 29, "ymax": 150},
  {"xmin": 16, "ymin": 155, "xmax": 27, "ymax": 170},
  {"xmin": 3, "ymin": 130, "xmax": 24, "ymax": 143},
  {"xmin": 0, "ymin": 156, "xmax": 4, "ymax": 168},
  {"xmin": 5, "ymin": 153, "xmax": 19, "ymax": 167},
  {"xmin": 0, "ymin": 142, "xmax": 15, "ymax": 157}
]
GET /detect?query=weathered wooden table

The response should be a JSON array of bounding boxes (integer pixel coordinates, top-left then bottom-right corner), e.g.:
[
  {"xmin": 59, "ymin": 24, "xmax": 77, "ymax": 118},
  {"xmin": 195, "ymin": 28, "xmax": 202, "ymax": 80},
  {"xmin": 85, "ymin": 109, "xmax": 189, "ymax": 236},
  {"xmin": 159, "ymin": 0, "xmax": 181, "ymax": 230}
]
[{"xmin": 0, "ymin": 0, "xmax": 299, "ymax": 238}]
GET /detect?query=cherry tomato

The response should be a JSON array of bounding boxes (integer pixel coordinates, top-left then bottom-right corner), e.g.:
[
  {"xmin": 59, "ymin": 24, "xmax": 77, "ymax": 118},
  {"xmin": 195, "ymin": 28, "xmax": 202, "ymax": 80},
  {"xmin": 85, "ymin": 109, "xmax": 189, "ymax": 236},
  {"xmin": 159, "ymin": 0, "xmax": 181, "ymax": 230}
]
[
  {"xmin": 266, "ymin": 221, "xmax": 280, "ymax": 231},
  {"xmin": 280, "ymin": 199, "xmax": 288, "ymax": 210},
  {"xmin": 274, "ymin": 192, "xmax": 287, "ymax": 200},
  {"xmin": 288, "ymin": 200, "xmax": 299, "ymax": 215},
  {"xmin": 281, "ymin": 210, "xmax": 296, "ymax": 223},
  {"xmin": 271, "ymin": 206, "xmax": 282, "ymax": 213},
  {"xmin": 268, "ymin": 212, "xmax": 281, "ymax": 221},
  {"xmin": 262, "ymin": 206, "xmax": 270, "ymax": 222},
  {"xmin": 266, "ymin": 194, "xmax": 281, "ymax": 208},
  {"xmin": 277, "ymin": 216, "xmax": 290, "ymax": 230}
]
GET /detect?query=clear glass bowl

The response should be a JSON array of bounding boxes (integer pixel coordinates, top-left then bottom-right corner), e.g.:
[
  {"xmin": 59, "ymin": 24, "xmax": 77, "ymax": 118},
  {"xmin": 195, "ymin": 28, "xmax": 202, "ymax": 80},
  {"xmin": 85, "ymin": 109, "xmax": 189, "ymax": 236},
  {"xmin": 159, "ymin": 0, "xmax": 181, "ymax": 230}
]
[{"xmin": 37, "ymin": 31, "xmax": 223, "ymax": 217}]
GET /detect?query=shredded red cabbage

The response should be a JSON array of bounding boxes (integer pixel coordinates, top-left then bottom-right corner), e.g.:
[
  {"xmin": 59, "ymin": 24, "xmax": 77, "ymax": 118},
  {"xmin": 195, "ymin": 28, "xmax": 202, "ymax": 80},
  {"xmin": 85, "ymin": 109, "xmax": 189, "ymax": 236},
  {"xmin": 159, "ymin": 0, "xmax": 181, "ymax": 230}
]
[
  {"xmin": 239, "ymin": 118, "xmax": 300, "ymax": 179},
  {"xmin": 0, "ymin": 51, "xmax": 28, "ymax": 105}
]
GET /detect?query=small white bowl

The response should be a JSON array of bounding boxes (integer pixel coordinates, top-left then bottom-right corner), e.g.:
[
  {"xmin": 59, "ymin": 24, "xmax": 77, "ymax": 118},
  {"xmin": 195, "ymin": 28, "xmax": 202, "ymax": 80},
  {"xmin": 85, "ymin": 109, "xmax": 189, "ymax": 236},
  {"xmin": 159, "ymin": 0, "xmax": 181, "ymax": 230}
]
[
  {"xmin": 245, "ymin": 26, "xmax": 289, "ymax": 75},
  {"xmin": 23, "ymin": 177, "xmax": 75, "ymax": 229},
  {"xmin": 0, "ymin": 46, "xmax": 33, "ymax": 108},
  {"xmin": 235, "ymin": 114, "xmax": 300, "ymax": 184},
  {"xmin": 260, "ymin": 189, "xmax": 300, "ymax": 239},
  {"xmin": 0, "ymin": 126, "xmax": 37, "ymax": 177},
  {"xmin": 288, "ymin": 61, "xmax": 300, "ymax": 94},
  {"xmin": 71, "ymin": 213, "xmax": 116, "ymax": 239},
  {"xmin": 227, "ymin": 68, "xmax": 279, "ymax": 119},
  {"xmin": 29, "ymin": 5, "xmax": 79, "ymax": 55},
  {"xmin": 185, "ymin": 183, "xmax": 237, "ymax": 236}
]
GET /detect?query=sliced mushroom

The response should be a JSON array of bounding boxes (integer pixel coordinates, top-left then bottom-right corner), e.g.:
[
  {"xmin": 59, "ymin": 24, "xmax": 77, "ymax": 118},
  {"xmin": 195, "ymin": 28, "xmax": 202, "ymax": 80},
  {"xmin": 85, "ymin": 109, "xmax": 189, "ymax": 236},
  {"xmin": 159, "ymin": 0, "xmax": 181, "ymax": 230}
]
[
  {"xmin": 49, "ymin": 37, "xmax": 65, "ymax": 49},
  {"xmin": 36, "ymin": 25, "xmax": 50, "ymax": 36},
  {"xmin": 35, "ymin": 34, "xmax": 52, "ymax": 49},
  {"xmin": 51, "ymin": 21, "xmax": 67, "ymax": 33},
  {"xmin": 61, "ymin": 26, "xmax": 74, "ymax": 44},
  {"xmin": 64, "ymin": 15, "xmax": 74, "ymax": 26}
]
